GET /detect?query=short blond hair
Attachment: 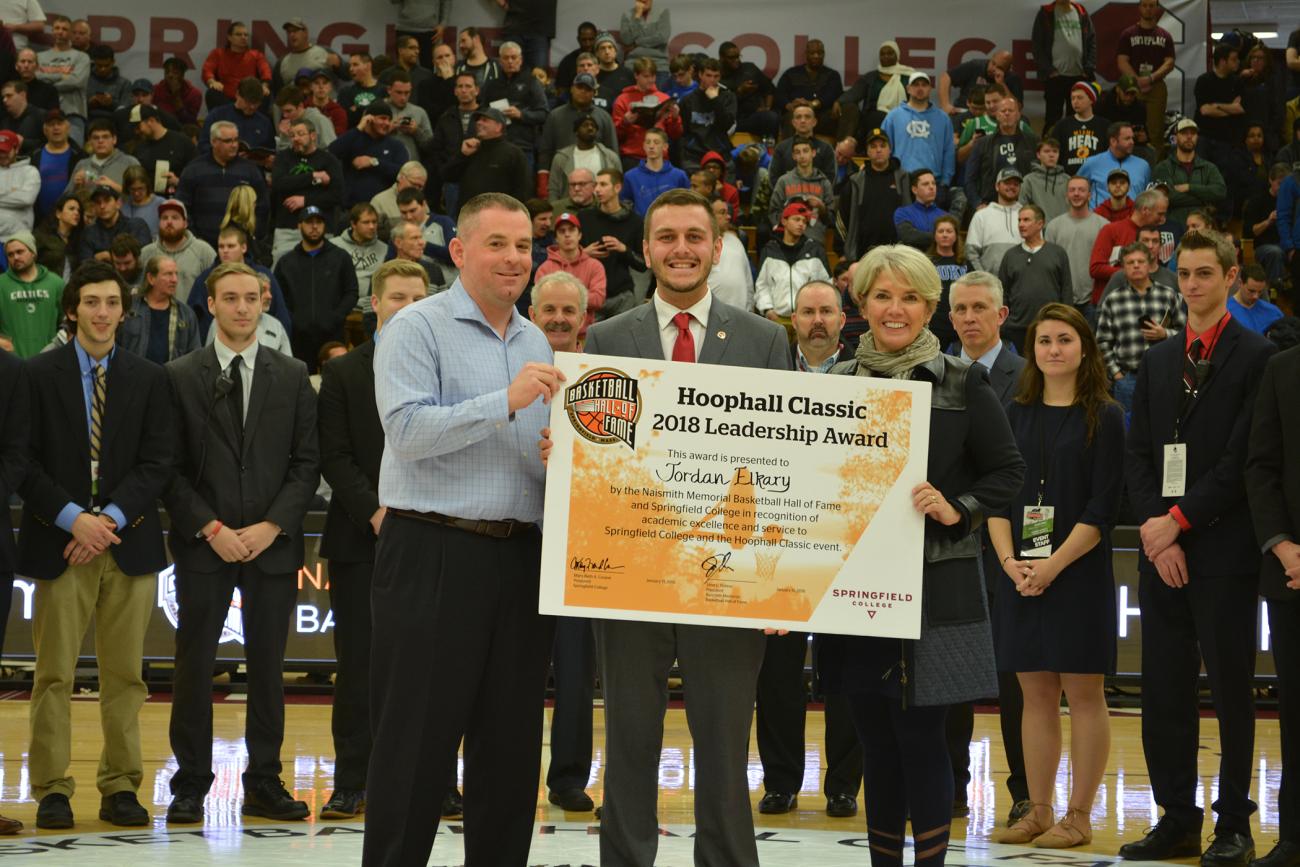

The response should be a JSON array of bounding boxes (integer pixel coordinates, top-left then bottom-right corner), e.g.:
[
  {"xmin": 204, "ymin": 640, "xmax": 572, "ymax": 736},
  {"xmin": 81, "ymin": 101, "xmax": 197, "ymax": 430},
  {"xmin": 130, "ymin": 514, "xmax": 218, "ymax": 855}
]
[
  {"xmin": 851, "ymin": 244, "xmax": 941, "ymax": 310},
  {"xmin": 205, "ymin": 261, "xmax": 259, "ymax": 298},
  {"xmin": 371, "ymin": 258, "xmax": 429, "ymax": 299}
]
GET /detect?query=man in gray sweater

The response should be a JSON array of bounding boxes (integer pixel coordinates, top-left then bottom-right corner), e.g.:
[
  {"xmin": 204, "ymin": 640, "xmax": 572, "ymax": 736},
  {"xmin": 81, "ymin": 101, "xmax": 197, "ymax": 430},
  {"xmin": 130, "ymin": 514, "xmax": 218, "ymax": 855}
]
[
  {"xmin": 36, "ymin": 15, "xmax": 89, "ymax": 142},
  {"xmin": 998, "ymin": 202, "xmax": 1072, "ymax": 351},
  {"xmin": 1045, "ymin": 175, "xmax": 1108, "ymax": 322}
]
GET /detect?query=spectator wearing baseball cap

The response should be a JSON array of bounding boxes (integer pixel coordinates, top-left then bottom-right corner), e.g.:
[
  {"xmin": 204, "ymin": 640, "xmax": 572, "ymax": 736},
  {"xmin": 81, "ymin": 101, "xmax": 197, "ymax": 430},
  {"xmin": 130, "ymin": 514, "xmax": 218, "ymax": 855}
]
[
  {"xmin": 534, "ymin": 210, "xmax": 607, "ymax": 336},
  {"xmin": 837, "ymin": 128, "xmax": 909, "ymax": 261},
  {"xmin": 538, "ymin": 71, "xmax": 619, "ymax": 177},
  {"xmin": 273, "ymin": 201, "xmax": 358, "ymax": 371},
  {"xmin": 881, "ymin": 70, "xmax": 956, "ymax": 187},
  {"xmin": 0, "ymin": 132, "xmax": 40, "ymax": 241},
  {"xmin": 754, "ymin": 200, "xmax": 831, "ymax": 340},
  {"xmin": 130, "ymin": 103, "xmax": 197, "ymax": 196},
  {"xmin": 439, "ymin": 105, "xmax": 532, "ymax": 214},
  {"xmin": 547, "ymin": 113, "xmax": 621, "ymax": 203},
  {"xmin": 155, "ymin": 57, "xmax": 203, "ymax": 127},
  {"xmin": 1094, "ymin": 167, "xmax": 1135, "ymax": 223},
  {"xmin": 278, "ymin": 17, "xmax": 342, "ymax": 86},
  {"xmin": 1151, "ymin": 116, "xmax": 1227, "ymax": 226},
  {"xmin": 29, "ymin": 110, "xmax": 83, "ymax": 221},
  {"xmin": 1096, "ymin": 76, "xmax": 1147, "ymax": 142},
  {"xmin": 78, "ymin": 183, "xmax": 152, "ymax": 262},
  {"xmin": 200, "ymin": 21, "xmax": 272, "ymax": 111},
  {"xmin": 328, "ymin": 101, "xmax": 406, "ymax": 208}
]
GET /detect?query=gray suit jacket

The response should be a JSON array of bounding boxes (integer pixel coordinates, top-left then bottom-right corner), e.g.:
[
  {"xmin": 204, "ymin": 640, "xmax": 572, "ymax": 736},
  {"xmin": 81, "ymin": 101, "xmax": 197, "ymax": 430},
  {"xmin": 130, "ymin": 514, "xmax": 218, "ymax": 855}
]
[{"xmin": 584, "ymin": 295, "xmax": 792, "ymax": 371}]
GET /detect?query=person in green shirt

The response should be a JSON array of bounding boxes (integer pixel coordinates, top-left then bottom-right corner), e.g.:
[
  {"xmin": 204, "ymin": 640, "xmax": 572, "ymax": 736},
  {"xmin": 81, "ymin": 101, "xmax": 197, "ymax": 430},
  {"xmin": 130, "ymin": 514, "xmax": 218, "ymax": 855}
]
[{"xmin": 0, "ymin": 232, "xmax": 65, "ymax": 357}]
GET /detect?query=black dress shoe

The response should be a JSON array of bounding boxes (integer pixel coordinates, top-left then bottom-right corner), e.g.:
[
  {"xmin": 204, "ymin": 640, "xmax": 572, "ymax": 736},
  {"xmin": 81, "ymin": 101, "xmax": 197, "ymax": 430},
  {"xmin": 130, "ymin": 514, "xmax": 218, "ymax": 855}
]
[
  {"xmin": 99, "ymin": 791, "xmax": 149, "ymax": 826},
  {"xmin": 952, "ymin": 798, "xmax": 971, "ymax": 818},
  {"xmin": 758, "ymin": 792, "xmax": 797, "ymax": 814},
  {"xmin": 548, "ymin": 788, "xmax": 595, "ymax": 812},
  {"xmin": 1203, "ymin": 833, "xmax": 1256, "ymax": 867},
  {"xmin": 1119, "ymin": 819, "xmax": 1203, "ymax": 860},
  {"xmin": 319, "ymin": 789, "xmax": 365, "ymax": 819},
  {"xmin": 166, "ymin": 793, "xmax": 204, "ymax": 824},
  {"xmin": 35, "ymin": 793, "xmax": 73, "ymax": 829},
  {"xmin": 1252, "ymin": 841, "xmax": 1300, "ymax": 867},
  {"xmin": 440, "ymin": 790, "xmax": 463, "ymax": 818},
  {"xmin": 242, "ymin": 781, "xmax": 309, "ymax": 821},
  {"xmin": 1007, "ymin": 799, "xmax": 1034, "ymax": 827},
  {"xmin": 826, "ymin": 793, "xmax": 858, "ymax": 818}
]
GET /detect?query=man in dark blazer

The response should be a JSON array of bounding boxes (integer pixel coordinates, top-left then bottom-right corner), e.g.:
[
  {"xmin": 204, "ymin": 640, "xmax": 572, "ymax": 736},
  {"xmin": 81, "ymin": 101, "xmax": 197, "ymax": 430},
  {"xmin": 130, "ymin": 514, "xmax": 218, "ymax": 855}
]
[
  {"xmin": 944, "ymin": 268, "xmax": 1030, "ymax": 821},
  {"xmin": 162, "ymin": 261, "xmax": 320, "ymax": 825},
  {"xmin": 759, "ymin": 279, "xmax": 863, "ymax": 818},
  {"xmin": 1245, "ymin": 346, "xmax": 1300, "ymax": 867},
  {"xmin": 316, "ymin": 259, "xmax": 435, "ymax": 820},
  {"xmin": 0, "ymin": 349, "xmax": 27, "ymax": 835},
  {"xmin": 1122, "ymin": 229, "xmax": 1275, "ymax": 867},
  {"xmin": 18, "ymin": 262, "xmax": 174, "ymax": 830},
  {"xmin": 582, "ymin": 188, "xmax": 790, "ymax": 867}
]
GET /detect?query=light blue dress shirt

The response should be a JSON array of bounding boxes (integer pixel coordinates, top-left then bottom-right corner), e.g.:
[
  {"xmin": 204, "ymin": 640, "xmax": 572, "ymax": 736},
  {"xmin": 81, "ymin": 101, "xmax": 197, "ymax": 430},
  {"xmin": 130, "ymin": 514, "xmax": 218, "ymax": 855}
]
[
  {"xmin": 55, "ymin": 340, "xmax": 127, "ymax": 532},
  {"xmin": 374, "ymin": 280, "xmax": 553, "ymax": 522},
  {"xmin": 960, "ymin": 339, "xmax": 1004, "ymax": 372}
]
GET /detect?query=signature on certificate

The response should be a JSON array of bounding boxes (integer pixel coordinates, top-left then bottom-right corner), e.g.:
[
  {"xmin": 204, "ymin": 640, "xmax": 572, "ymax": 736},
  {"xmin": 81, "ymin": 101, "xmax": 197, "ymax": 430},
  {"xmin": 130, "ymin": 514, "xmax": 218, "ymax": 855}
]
[
  {"xmin": 571, "ymin": 555, "xmax": 624, "ymax": 572},
  {"xmin": 701, "ymin": 550, "xmax": 735, "ymax": 579}
]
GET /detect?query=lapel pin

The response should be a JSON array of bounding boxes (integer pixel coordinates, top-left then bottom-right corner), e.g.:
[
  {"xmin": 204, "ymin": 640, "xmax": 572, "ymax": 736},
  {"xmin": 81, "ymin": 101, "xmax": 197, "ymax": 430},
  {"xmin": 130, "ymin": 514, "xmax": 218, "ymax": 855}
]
[{"xmin": 716, "ymin": 330, "xmax": 726, "ymax": 340}]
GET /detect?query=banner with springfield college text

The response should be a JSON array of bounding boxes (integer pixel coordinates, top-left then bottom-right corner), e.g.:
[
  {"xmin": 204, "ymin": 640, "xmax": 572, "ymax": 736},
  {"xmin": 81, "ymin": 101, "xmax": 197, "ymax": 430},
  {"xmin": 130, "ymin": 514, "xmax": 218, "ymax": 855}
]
[{"xmin": 53, "ymin": 0, "xmax": 1207, "ymax": 117}]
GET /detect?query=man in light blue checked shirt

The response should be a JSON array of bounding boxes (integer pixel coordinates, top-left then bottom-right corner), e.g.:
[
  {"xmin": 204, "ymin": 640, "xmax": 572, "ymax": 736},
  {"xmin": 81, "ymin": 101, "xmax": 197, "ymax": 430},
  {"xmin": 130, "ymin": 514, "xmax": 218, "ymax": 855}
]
[{"xmin": 363, "ymin": 192, "xmax": 564, "ymax": 867}]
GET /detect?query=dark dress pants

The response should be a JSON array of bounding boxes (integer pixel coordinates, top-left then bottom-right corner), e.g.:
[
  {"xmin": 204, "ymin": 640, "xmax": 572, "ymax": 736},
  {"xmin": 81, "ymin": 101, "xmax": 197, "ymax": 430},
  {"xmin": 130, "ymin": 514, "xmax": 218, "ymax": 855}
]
[
  {"xmin": 362, "ymin": 517, "xmax": 554, "ymax": 867},
  {"xmin": 0, "ymin": 570, "xmax": 12, "ymax": 656},
  {"xmin": 327, "ymin": 560, "xmax": 373, "ymax": 792},
  {"xmin": 547, "ymin": 616, "xmax": 595, "ymax": 793},
  {"xmin": 1269, "ymin": 597, "xmax": 1300, "ymax": 842},
  {"xmin": 944, "ymin": 671, "xmax": 1028, "ymax": 803},
  {"xmin": 757, "ymin": 631, "xmax": 863, "ymax": 797},
  {"xmin": 169, "ymin": 562, "xmax": 298, "ymax": 795},
  {"xmin": 1139, "ymin": 571, "xmax": 1259, "ymax": 834}
]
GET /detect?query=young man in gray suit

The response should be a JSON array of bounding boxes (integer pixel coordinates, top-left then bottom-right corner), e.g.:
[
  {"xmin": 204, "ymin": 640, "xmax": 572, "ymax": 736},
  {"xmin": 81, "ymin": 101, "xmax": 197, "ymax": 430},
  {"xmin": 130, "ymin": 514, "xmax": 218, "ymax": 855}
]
[{"xmin": 583, "ymin": 188, "xmax": 791, "ymax": 867}]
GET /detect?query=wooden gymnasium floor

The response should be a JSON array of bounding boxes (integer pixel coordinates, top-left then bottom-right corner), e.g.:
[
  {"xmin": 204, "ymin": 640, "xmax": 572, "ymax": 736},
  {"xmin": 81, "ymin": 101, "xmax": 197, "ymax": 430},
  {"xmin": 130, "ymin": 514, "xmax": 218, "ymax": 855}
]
[{"xmin": 0, "ymin": 697, "xmax": 1283, "ymax": 866}]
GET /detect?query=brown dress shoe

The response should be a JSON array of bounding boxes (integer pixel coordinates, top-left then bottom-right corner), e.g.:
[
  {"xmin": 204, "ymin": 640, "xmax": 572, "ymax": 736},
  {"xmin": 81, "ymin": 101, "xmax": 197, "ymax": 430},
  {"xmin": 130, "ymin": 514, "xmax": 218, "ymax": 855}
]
[{"xmin": 0, "ymin": 814, "xmax": 22, "ymax": 834}]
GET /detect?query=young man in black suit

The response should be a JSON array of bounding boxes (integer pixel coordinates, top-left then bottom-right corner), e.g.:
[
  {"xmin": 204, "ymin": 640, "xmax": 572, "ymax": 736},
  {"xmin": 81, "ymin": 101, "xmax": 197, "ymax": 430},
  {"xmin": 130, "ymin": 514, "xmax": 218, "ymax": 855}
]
[
  {"xmin": 0, "ymin": 348, "xmax": 27, "ymax": 835},
  {"xmin": 316, "ymin": 259, "xmax": 432, "ymax": 820},
  {"xmin": 1122, "ymin": 229, "xmax": 1276, "ymax": 867},
  {"xmin": 162, "ymin": 261, "xmax": 320, "ymax": 824},
  {"xmin": 1246, "ymin": 346, "xmax": 1300, "ymax": 867},
  {"xmin": 18, "ymin": 261, "xmax": 174, "ymax": 829}
]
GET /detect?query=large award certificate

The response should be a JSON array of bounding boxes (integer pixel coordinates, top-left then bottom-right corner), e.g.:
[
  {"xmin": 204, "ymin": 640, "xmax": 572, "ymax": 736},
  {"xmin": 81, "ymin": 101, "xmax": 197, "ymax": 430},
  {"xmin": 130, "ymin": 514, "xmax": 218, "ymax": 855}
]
[{"xmin": 539, "ymin": 352, "xmax": 932, "ymax": 638}]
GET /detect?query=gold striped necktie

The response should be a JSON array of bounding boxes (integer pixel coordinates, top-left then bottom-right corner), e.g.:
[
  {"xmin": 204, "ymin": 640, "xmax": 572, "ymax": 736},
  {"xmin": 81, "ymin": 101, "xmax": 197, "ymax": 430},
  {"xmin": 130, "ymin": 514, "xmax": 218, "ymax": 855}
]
[{"xmin": 90, "ymin": 364, "xmax": 105, "ymax": 496}]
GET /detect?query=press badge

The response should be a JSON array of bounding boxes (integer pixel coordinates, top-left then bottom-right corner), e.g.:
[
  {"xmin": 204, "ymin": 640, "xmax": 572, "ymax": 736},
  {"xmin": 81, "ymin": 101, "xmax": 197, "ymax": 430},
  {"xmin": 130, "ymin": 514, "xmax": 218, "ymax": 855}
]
[
  {"xmin": 1162, "ymin": 444, "xmax": 1187, "ymax": 497},
  {"xmin": 1020, "ymin": 505, "xmax": 1055, "ymax": 558}
]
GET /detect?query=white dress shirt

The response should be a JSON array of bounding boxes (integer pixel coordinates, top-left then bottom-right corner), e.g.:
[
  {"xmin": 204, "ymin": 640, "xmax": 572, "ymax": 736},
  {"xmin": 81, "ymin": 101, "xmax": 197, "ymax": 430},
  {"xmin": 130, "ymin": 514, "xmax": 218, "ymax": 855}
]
[
  {"xmin": 212, "ymin": 333, "xmax": 259, "ymax": 423},
  {"xmin": 653, "ymin": 291, "xmax": 712, "ymax": 362}
]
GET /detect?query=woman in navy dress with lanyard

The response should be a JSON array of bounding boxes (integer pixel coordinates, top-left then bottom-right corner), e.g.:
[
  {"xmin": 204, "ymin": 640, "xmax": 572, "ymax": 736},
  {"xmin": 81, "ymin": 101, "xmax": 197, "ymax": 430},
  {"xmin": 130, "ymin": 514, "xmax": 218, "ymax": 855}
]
[{"xmin": 988, "ymin": 303, "xmax": 1125, "ymax": 849}]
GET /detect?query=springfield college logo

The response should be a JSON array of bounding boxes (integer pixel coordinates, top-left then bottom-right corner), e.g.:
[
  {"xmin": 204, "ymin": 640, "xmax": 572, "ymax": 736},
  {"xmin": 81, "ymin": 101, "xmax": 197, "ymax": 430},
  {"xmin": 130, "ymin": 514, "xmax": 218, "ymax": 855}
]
[{"xmin": 564, "ymin": 368, "xmax": 641, "ymax": 450}]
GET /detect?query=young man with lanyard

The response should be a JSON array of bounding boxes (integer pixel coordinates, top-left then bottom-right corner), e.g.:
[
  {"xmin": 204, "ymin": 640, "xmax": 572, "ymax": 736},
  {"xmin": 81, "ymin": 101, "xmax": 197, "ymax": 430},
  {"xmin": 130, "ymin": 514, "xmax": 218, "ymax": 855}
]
[{"xmin": 1122, "ymin": 229, "xmax": 1275, "ymax": 867}]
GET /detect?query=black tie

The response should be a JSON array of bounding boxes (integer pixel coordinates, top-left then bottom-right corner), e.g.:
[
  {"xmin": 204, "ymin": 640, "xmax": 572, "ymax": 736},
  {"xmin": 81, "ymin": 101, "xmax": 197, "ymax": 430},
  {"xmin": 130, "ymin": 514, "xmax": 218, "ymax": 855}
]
[
  {"xmin": 1183, "ymin": 337, "xmax": 1203, "ymax": 394},
  {"xmin": 227, "ymin": 357, "xmax": 244, "ymax": 442}
]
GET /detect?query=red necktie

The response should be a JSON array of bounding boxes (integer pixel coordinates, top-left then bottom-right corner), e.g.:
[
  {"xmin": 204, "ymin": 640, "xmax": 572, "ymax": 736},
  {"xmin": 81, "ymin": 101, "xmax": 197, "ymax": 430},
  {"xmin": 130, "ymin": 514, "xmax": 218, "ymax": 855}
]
[{"xmin": 671, "ymin": 312, "xmax": 695, "ymax": 362}]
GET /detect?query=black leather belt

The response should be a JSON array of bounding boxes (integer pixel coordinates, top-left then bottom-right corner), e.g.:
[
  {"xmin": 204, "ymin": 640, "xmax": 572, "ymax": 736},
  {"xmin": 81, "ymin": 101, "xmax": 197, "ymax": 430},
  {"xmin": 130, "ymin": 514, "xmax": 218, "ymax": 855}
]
[{"xmin": 388, "ymin": 508, "xmax": 536, "ymax": 539}]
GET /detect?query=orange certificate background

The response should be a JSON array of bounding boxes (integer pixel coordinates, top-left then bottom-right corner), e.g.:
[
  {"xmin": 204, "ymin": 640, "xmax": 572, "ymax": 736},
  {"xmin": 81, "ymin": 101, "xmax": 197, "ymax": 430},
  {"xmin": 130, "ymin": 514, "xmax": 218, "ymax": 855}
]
[{"xmin": 540, "ymin": 353, "xmax": 932, "ymax": 638}]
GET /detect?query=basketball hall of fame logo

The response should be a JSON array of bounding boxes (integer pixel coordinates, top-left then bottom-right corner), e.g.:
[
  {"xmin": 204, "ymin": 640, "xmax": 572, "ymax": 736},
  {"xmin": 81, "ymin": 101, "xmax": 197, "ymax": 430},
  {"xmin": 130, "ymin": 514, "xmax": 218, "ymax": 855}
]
[
  {"xmin": 159, "ymin": 564, "xmax": 246, "ymax": 645},
  {"xmin": 564, "ymin": 368, "xmax": 642, "ymax": 451}
]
